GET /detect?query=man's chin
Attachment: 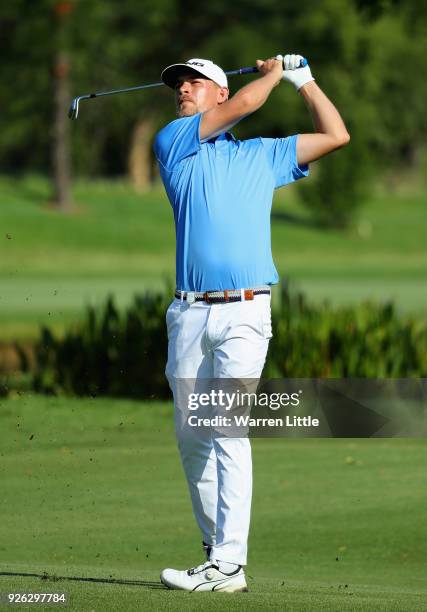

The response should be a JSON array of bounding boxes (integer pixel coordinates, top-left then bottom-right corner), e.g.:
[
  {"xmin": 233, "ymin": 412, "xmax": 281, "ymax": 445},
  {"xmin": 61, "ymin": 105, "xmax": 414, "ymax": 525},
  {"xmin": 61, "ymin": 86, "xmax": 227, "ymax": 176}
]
[{"xmin": 177, "ymin": 108, "xmax": 198, "ymax": 118}]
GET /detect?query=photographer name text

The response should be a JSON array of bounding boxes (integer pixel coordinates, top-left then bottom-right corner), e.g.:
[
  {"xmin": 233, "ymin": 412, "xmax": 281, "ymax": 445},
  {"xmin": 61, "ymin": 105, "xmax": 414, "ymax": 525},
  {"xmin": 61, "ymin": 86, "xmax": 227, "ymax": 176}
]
[{"xmin": 188, "ymin": 415, "xmax": 319, "ymax": 428}]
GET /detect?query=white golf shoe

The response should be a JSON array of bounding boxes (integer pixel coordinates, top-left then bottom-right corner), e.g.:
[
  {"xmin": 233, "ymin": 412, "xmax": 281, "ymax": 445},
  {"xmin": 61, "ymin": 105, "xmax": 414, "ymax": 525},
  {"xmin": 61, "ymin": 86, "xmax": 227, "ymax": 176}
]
[{"xmin": 160, "ymin": 560, "xmax": 248, "ymax": 592}]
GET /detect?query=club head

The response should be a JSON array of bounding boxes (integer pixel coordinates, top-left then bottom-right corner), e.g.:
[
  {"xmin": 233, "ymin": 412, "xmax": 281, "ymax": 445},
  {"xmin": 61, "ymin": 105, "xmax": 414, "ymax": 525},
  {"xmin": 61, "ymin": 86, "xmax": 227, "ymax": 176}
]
[{"xmin": 68, "ymin": 97, "xmax": 80, "ymax": 120}]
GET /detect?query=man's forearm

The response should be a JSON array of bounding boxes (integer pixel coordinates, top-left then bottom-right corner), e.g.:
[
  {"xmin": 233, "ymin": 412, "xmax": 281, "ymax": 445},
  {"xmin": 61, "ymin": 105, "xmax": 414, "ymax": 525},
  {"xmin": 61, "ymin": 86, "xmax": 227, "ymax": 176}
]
[
  {"xmin": 199, "ymin": 59, "xmax": 282, "ymax": 141},
  {"xmin": 299, "ymin": 81, "xmax": 349, "ymax": 143},
  {"xmin": 231, "ymin": 72, "xmax": 280, "ymax": 114}
]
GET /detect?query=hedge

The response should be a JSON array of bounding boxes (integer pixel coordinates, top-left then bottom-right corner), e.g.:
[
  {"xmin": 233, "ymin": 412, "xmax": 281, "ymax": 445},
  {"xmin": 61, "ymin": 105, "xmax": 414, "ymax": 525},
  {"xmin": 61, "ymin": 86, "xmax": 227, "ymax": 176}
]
[{"xmin": 24, "ymin": 285, "xmax": 427, "ymax": 399}]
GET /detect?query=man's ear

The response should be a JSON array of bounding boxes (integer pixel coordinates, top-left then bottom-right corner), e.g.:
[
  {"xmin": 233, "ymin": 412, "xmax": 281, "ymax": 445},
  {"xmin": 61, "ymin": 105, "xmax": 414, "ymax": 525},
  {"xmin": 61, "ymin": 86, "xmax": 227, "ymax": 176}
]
[{"xmin": 217, "ymin": 87, "xmax": 229, "ymax": 104}]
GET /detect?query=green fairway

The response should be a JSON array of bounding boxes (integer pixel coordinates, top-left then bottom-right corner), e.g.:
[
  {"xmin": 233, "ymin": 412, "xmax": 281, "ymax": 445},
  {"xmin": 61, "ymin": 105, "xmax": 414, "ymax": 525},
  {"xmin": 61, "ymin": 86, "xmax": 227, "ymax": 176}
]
[
  {"xmin": 1, "ymin": 175, "xmax": 427, "ymax": 338},
  {"xmin": 0, "ymin": 395, "xmax": 426, "ymax": 610}
]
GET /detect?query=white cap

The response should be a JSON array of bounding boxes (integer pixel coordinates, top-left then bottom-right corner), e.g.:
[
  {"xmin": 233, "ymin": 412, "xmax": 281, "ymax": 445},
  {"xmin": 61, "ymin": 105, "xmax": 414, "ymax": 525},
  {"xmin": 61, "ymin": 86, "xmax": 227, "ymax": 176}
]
[{"xmin": 161, "ymin": 58, "xmax": 228, "ymax": 89}]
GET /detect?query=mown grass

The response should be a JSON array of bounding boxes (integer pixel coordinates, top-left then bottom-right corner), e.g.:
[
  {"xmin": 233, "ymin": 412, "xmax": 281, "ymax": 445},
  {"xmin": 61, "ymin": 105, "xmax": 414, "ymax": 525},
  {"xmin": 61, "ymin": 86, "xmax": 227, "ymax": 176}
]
[
  {"xmin": 1, "ymin": 175, "xmax": 426, "ymax": 339},
  {"xmin": 0, "ymin": 395, "xmax": 426, "ymax": 610}
]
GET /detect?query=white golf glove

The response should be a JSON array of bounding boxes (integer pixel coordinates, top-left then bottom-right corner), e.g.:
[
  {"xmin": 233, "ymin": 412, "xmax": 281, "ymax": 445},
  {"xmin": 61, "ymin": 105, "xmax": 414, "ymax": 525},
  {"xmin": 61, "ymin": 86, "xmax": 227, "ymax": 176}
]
[{"xmin": 275, "ymin": 54, "xmax": 315, "ymax": 91}]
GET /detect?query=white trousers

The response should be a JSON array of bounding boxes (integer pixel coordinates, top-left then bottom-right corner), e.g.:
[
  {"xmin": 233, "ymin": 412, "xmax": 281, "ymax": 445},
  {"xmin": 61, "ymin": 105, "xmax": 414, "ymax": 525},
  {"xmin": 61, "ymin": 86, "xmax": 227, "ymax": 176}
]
[{"xmin": 165, "ymin": 294, "xmax": 272, "ymax": 565}]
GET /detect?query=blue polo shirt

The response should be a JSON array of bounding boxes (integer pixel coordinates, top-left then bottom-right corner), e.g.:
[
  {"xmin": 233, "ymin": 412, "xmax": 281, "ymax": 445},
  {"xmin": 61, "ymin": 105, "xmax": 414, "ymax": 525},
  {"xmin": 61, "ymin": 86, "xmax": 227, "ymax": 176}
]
[{"xmin": 153, "ymin": 113, "xmax": 309, "ymax": 291}]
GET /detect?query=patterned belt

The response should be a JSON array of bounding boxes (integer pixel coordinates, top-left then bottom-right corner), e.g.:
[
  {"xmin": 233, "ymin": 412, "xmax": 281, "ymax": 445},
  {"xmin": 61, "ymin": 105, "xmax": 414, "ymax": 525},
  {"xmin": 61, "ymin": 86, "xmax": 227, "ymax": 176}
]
[{"xmin": 174, "ymin": 286, "xmax": 271, "ymax": 304}]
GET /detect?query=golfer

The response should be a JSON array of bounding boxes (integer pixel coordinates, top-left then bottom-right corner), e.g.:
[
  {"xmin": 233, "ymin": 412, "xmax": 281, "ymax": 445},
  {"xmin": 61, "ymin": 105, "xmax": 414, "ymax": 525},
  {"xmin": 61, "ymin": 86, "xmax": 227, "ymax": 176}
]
[{"xmin": 153, "ymin": 54, "xmax": 349, "ymax": 592}]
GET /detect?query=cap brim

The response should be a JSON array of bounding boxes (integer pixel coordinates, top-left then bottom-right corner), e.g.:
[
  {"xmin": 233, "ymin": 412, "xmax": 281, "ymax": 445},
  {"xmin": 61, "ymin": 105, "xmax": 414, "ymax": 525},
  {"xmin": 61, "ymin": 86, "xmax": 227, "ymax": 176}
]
[{"xmin": 161, "ymin": 64, "xmax": 210, "ymax": 89}]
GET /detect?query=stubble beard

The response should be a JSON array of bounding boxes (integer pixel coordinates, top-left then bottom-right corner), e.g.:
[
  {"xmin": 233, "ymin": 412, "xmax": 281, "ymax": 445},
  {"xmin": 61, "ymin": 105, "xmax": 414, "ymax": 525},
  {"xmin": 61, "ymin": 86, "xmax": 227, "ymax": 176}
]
[{"xmin": 176, "ymin": 102, "xmax": 199, "ymax": 118}]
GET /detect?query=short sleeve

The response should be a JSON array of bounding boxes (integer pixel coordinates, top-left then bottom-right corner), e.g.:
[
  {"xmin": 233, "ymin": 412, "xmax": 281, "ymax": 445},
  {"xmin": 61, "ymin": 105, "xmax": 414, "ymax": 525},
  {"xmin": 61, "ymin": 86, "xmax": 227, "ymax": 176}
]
[
  {"xmin": 261, "ymin": 134, "xmax": 309, "ymax": 189},
  {"xmin": 153, "ymin": 114, "xmax": 202, "ymax": 170}
]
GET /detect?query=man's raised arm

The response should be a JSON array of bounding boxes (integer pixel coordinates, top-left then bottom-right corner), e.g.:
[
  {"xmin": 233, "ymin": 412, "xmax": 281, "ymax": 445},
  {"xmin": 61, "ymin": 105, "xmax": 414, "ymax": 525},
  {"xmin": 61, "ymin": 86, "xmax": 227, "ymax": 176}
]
[
  {"xmin": 200, "ymin": 58, "xmax": 283, "ymax": 141},
  {"xmin": 277, "ymin": 54, "xmax": 350, "ymax": 164},
  {"xmin": 297, "ymin": 82, "xmax": 350, "ymax": 164}
]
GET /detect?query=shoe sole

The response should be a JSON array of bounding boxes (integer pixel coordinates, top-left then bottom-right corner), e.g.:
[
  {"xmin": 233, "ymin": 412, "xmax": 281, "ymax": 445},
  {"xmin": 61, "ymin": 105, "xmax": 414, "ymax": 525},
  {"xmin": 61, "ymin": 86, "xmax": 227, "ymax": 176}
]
[
  {"xmin": 213, "ymin": 586, "xmax": 249, "ymax": 593},
  {"xmin": 160, "ymin": 577, "xmax": 249, "ymax": 593}
]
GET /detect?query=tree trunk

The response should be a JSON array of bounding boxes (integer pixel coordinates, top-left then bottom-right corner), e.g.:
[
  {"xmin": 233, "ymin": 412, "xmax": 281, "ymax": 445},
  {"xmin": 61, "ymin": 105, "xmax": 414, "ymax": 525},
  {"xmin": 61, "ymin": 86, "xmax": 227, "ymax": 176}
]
[
  {"xmin": 52, "ymin": 2, "xmax": 74, "ymax": 211},
  {"xmin": 52, "ymin": 49, "xmax": 73, "ymax": 211},
  {"xmin": 128, "ymin": 115, "xmax": 155, "ymax": 192}
]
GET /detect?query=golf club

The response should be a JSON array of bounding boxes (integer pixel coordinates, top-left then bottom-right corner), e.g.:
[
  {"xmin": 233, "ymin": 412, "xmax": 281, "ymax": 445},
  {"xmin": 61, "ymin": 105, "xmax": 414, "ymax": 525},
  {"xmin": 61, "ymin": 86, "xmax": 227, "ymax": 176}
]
[{"xmin": 68, "ymin": 58, "xmax": 307, "ymax": 120}]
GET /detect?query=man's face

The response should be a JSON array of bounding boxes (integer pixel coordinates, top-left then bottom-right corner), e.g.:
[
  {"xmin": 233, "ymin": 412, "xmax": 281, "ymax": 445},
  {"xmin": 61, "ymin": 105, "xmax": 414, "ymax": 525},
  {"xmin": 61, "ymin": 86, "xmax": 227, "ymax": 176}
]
[{"xmin": 174, "ymin": 73, "xmax": 228, "ymax": 117}]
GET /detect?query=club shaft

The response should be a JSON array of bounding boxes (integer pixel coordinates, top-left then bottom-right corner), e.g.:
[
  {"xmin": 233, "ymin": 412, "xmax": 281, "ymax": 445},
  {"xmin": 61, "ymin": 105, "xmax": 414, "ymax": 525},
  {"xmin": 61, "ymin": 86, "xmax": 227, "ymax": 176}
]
[
  {"xmin": 87, "ymin": 81, "xmax": 165, "ymax": 99},
  {"xmin": 69, "ymin": 58, "xmax": 307, "ymax": 119},
  {"xmin": 76, "ymin": 68, "xmax": 258, "ymax": 103}
]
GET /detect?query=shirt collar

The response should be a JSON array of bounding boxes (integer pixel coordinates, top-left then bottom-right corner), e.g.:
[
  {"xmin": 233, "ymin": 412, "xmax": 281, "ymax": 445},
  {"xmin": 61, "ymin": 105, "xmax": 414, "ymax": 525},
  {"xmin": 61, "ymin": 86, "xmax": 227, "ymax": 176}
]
[{"xmin": 207, "ymin": 131, "xmax": 236, "ymax": 143}]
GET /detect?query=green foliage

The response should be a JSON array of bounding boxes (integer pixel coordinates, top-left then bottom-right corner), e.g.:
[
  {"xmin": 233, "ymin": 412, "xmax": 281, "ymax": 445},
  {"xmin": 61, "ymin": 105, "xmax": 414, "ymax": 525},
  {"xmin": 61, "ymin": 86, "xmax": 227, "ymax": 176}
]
[
  {"xmin": 32, "ymin": 290, "xmax": 171, "ymax": 398},
  {"xmin": 1, "ymin": 1, "xmax": 426, "ymax": 229},
  {"xmin": 28, "ymin": 286, "xmax": 427, "ymax": 399},
  {"xmin": 286, "ymin": 0, "xmax": 375, "ymax": 227},
  {"xmin": 265, "ymin": 282, "xmax": 427, "ymax": 377}
]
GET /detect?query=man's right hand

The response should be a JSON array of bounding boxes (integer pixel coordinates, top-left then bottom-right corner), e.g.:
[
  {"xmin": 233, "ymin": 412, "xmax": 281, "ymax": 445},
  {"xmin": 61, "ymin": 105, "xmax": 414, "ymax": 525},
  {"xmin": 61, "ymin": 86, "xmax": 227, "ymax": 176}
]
[{"xmin": 255, "ymin": 57, "xmax": 284, "ymax": 87}]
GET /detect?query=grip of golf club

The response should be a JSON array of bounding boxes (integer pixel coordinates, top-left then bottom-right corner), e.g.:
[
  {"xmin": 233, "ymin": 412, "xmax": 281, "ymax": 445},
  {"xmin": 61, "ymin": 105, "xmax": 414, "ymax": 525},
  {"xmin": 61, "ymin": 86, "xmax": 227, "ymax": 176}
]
[
  {"xmin": 279, "ymin": 57, "xmax": 308, "ymax": 68},
  {"xmin": 238, "ymin": 67, "xmax": 259, "ymax": 75},
  {"xmin": 240, "ymin": 57, "xmax": 307, "ymax": 75}
]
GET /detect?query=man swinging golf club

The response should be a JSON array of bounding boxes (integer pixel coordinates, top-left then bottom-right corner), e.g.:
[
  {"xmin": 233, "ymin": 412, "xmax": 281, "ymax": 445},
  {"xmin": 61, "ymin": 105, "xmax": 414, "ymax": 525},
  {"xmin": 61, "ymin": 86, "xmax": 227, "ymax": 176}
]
[{"xmin": 154, "ymin": 53, "xmax": 349, "ymax": 592}]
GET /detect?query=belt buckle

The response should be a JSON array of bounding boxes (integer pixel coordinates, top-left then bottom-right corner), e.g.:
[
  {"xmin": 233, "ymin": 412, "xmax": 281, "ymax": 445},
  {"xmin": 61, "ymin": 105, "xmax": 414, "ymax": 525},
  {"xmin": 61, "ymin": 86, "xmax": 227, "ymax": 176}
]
[
  {"xmin": 244, "ymin": 289, "xmax": 254, "ymax": 301},
  {"xmin": 187, "ymin": 291, "xmax": 195, "ymax": 304}
]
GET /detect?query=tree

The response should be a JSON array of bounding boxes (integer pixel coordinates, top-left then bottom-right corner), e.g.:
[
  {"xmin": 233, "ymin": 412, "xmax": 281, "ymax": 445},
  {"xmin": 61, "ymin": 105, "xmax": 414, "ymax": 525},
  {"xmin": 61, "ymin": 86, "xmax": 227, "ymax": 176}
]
[{"xmin": 0, "ymin": 0, "xmax": 425, "ymax": 226}]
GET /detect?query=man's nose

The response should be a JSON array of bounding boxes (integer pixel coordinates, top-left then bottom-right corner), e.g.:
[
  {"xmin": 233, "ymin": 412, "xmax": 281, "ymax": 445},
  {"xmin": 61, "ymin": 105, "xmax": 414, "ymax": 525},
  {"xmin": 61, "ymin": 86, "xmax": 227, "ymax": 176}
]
[{"xmin": 178, "ymin": 81, "xmax": 191, "ymax": 93}]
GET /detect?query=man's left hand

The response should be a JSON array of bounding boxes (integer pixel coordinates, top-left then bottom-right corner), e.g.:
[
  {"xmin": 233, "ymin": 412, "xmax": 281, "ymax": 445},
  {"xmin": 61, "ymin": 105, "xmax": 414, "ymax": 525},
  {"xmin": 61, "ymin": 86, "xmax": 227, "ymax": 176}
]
[{"xmin": 277, "ymin": 53, "xmax": 315, "ymax": 91}]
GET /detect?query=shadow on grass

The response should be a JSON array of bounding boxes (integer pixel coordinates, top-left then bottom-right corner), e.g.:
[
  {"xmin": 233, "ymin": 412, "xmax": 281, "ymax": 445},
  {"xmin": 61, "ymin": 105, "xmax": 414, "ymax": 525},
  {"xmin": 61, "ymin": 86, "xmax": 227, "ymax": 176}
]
[
  {"xmin": 0, "ymin": 571, "xmax": 167, "ymax": 590},
  {"xmin": 271, "ymin": 210, "xmax": 318, "ymax": 229},
  {"xmin": 0, "ymin": 176, "xmax": 51, "ymax": 208}
]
